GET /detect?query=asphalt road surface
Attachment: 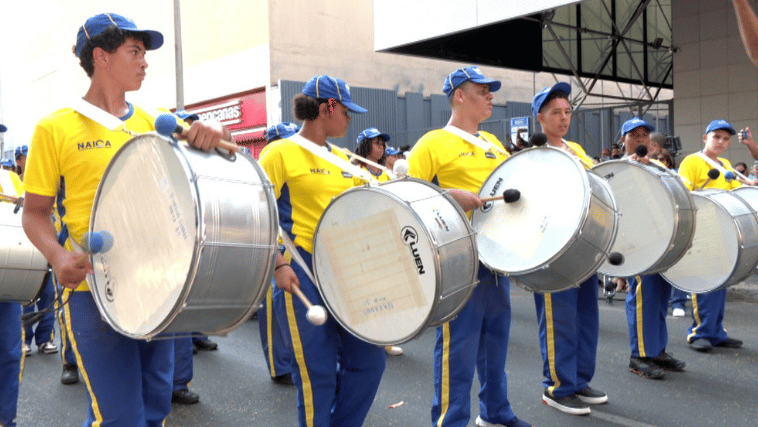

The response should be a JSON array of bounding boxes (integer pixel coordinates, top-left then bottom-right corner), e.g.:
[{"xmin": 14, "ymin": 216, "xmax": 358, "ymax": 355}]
[{"xmin": 16, "ymin": 285, "xmax": 758, "ymax": 426}]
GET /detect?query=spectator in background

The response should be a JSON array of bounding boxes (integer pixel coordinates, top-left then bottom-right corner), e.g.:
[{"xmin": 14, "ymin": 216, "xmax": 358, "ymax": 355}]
[{"xmin": 735, "ymin": 161, "xmax": 748, "ymax": 176}]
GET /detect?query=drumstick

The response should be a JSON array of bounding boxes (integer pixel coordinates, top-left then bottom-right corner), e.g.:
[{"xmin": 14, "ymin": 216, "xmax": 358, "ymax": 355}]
[
  {"xmin": 607, "ymin": 252, "xmax": 624, "ymax": 266},
  {"xmin": 290, "ymin": 286, "xmax": 328, "ymax": 326},
  {"xmin": 697, "ymin": 169, "xmax": 720, "ymax": 190},
  {"xmin": 480, "ymin": 189, "xmax": 521, "ymax": 203},
  {"xmin": 0, "ymin": 193, "xmax": 19, "ymax": 203},
  {"xmin": 338, "ymin": 147, "xmax": 397, "ymax": 179},
  {"xmin": 154, "ymin": 114, "xmax": 240, "ymax": 152},
  {"xmin": 79, "ymin": 231, "xmax": 114, "ymax": 254}
]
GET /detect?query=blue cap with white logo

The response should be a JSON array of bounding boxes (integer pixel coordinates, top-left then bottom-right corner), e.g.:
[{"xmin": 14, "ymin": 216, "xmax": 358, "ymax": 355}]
[
  {"xmin": 75, "ymin": 13, "xmax": 164, "ymax": 58},
  {"xmin": 705, "ymin": 119, "xmax": 736, "ymax": 135},
  {"xmin": 531, "ymin": 82, "xmax": 572, "ymax": 116},
  {"xmin": 175, "ymin": 110, "xmax": 199, "ymax": 122},
  {"xmin": 266, "ymin": 122, "xmax": 300, "ymax": 142},
  {"xmin": 442, "ymin": 66, "xmax": 501, "ymax": 97},
  {"xmin": 356, "ymin": 128, "xmax": 391, "ymax": 147},
  {"xmin": 621, "ymin": 117, "xmax": 655, "ymax": 136},
  {"xmin": 302, "ymin": 75, "xmax": 367, "ymax": 113}
]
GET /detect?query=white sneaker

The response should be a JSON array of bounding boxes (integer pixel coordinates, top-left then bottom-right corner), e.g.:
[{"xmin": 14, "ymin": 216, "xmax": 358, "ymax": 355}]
[
  {"xmin": 476, "ymin": 416, "xmax": 503, "ymax": 426},
  {"xmin": 384, "ymin": 346, "xmax": 403, "ymax": 356},
  {"xmin": 672, "ymin": 308, "xmax": 685, "ymax": 317},
  {"xmin": 22, "ymin": 344, "xmax": 32, "ymax": 356}
]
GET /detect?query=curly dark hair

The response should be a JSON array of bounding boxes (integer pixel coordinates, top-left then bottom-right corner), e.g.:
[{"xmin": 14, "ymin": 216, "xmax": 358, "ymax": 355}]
[
  {"xmin": 293, "ymin": 94, "xmax": 336, "ymax": 121},
  {"xmin": 354, "ymin": 136, "xmax": 386, "ymax": 167},
  {"xmin": 75, "ymin": 26, "xmax": 151, "ymax": 77}
]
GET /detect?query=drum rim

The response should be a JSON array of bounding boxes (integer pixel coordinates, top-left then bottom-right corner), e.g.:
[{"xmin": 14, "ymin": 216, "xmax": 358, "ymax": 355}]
[
  {"xmin": 472, "ymin": 145, "xmax": 594, "ymax": 276},
  {"xmin": 312, "ymin": 176, "xmax": 478, "ymax": 345},
  {"xmin": 662, "ymin": 190, "xmax": 758, "ymax": 293},
  {"xmin": 592, "ymin": 159, "xmax": 696, "ymax": 276},
  {"xmin": 89, "ymin": 132, "xmax": 203, "ymax": 339}
]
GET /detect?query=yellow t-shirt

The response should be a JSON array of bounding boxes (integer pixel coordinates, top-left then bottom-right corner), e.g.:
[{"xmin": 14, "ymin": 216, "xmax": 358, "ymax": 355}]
[
  {"xmin": 0, "ymin": 169, "xmax": 24, "ymax": 196},
  {"xmin": 407, "ymin": 129, "xmax": 509, "ymax": 194},
  {"xmin": 678, "ymin": 153, "xmax": 741, "ymax": 191},
  {"xmin": 23, "ymin": 103, "xmax": 159, "ymax": 290},
  {"xmin": 562, "ymin": 140, "xmax": 594, "ymax": 171},
  {"xmin": 259, "ymin": 138, "xmax": 362, "ymax": 254}
]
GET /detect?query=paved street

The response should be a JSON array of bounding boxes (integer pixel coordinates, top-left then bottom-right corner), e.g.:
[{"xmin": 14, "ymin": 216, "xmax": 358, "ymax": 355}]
[{"xmin": 16, "ymin": 284, "xmax": 758, "ymax": 426}]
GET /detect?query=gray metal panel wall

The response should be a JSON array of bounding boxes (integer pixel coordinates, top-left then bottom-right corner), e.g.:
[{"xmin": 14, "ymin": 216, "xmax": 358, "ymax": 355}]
[{"xmin": 276, "ymin": 80, "xmax": 669, "ymax": 157}]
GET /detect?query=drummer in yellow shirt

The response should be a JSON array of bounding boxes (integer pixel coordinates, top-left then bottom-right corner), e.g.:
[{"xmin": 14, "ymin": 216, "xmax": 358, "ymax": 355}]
[
  {"xmin": 531, "ymin": 83, "xmax": 607, "ymax": 416},
  {"xmin": 677, "ymin": 119, "xmax": 743, "ymax": 353}
]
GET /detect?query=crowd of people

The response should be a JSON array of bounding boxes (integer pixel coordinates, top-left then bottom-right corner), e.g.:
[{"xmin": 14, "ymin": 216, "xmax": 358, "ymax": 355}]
[{"xmin": 1, "ymin": 6, "xmax": 757, "ymax": 427}]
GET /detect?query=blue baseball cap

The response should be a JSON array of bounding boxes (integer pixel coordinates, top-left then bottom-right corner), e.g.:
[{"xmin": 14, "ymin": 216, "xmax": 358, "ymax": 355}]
[
  {"xmin": 705, "ymin": 119, "xmax": 736, "ymax": 135},
  {"xmin": 356, "ymin": 128, "xmax": 391, "ymax": 147},
  {"xmin": 302, "ymin": 75, "xmax": 367, "ymax": 113},
  {"xmin": 621, "ymin": 117, "xmax": 655, "ymax": 136},
  {"xmin": 175, "ymin": 110, "xmax": 199, "ymax": 122},
  {"xmin": 14, "ymin": 145, "xmax": 28, "ymax": 159},
  {"xmin": 531, "ymin": 82, "xmax": 572, "ymax": 116},
  {"xmin": 442, "ymin": 66, "xmax": 501, "ymax": 97},
  {"xmin": 75, "ymin": 13, "xmax": 164, "ymax": 58},
  {"xmin": 385, "ymin": 146, "xmax": 401, "ymax": 156},
  {"xmin": 266, "ymin": 122, "xmax": 300, "ymax": 142},
  {"xmin": 0, "ymin": 124, "xmax": 6, "ymax": 133},
  {"xmin": 0, "ymin": 159, "xmax": 13, "ymax": 167}
]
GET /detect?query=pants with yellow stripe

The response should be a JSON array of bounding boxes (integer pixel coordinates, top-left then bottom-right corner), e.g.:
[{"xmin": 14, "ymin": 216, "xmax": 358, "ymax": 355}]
[
  {"xmin": 274, "ymin": 248, "xmax": 386, "ymax": 427},
  {"xmin": 54, "ymin": 278, "xmax": 77, "ymax": 367},
  {"xmin": 431, "ymin": 265, "xmax": 516, "ymax": 427},
  {"xmin": 0, "ymin": 302, "xmax": 22, "ymax": 427},
  {"xmin": 687, "ymin": 288, "xmax": 729, "ymax": 345},
  {"xmin": 258, "ymin": 281, "xmax": 292, "ymax": 379},
  {"xmin": 66, "ymin": 291, "xmax": 174, "ymax": 427},
  {"xmin": 534, "ymin": 274, "xmax": 598, "ymax": 398},
  {"xmin": 625, "ymin": 274, "xmax": 670, "ymax": 358}
]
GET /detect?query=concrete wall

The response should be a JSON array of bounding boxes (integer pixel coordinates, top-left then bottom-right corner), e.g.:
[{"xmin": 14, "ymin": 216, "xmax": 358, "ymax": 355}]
[{"xmin": 672, "ymin": 0, "xmax": 758, "ymax": 165}]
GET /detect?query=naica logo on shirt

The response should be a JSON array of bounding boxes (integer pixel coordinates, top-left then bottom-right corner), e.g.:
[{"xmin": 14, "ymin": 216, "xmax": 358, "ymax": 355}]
[{"xmin": 77, "ymin": 140, "xmax": 113, "ymax": 151}]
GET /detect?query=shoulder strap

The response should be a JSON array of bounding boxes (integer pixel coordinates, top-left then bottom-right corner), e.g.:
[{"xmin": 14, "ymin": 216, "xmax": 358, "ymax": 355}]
[
  {"xmin": 442, "ymin": 125, "xmax": 507, "ymax": 156},
  {"xmin": 287, "ymin": 134, "xmax": 378, "ymax": 184}
]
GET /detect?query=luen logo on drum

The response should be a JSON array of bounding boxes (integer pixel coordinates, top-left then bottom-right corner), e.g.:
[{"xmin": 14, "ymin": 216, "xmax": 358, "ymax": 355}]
[
  {"xmin": 401, "ymin": 226, "xmax": 426, "ymax": 275},
  {"xmin": 481, "ymin": 177, "xmax": 504, "ymax": 213}
]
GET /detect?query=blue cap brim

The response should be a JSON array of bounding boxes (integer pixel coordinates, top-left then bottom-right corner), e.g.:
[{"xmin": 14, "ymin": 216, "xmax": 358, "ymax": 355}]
[{"xmin": 343, "ymin": 101, "xmax": 367, "ymax": 114}]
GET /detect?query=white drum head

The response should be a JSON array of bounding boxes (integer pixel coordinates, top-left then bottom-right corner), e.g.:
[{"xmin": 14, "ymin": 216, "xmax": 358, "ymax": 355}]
[
  {"xmin": 313, "ymin": 184, "xmax": 439, "ymax": 345},
  {"xmin": 732, "ymin": 186, "xmax": 758, "ymax": 211},
  {"xmin": 472, "ymin": 147, "xmax": 590, "ymax": 274},
  {"xmin": 90, "ymin": 134, "xmax": 197, "ymax": 337},
  {"xmin": 662, "ymin": 192, "xmax": 739, "ymax": 293},
  {"xmin": 592, "ymin": 161, "xmax": 677, "ymax": 276}
]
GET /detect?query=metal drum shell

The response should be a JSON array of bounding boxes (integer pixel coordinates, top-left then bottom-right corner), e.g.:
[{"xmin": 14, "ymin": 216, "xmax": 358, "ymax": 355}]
[
  {"xmin": 0, "ymin": 202, "xmax": 48, "ymax": 303},
  {"xmin": 88, "ymin": 133, "xmax": 278, "ymax": 340},
  {"xmin": 313, "ymin": 177, "xmax": 478, "ymax": 345},
  {"xmin": 592, "ymin": 160, "xmax": 696, "ymax": 276},
  {"xmin": 662, "ymin": 190, "xmax": 758, "ymax": 293},
  {"xmin": 471, "ymin": 146, "xmax": 618, "ymax": 293}
]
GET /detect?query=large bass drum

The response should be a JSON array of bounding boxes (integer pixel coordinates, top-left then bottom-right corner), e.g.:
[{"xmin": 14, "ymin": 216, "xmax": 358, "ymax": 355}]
[
  {"xmin": 0, "ymin": 202, "xmax": 48, "ymax": 303},
  {"xmin": 313, "ymin": 178, "xmax": 478, "ymax": 345},
  {"xmin": 662, "ymin": 190, "xmax": 758, "ymax": 293},
  {"xmin": 471, "ymin": 146, "xmax": 618, "ymax": 293},
  {"xmin": 591, "ymin": 160, "xmax": 696, "ymax": 276},
  {"xmin": 88, "ymin": 133, "xmax": 278, "ymax": 340}
]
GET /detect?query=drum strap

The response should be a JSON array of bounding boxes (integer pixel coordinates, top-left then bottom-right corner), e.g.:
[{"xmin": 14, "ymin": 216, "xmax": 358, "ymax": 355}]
[
  {"xmin": 0, "ymin": 170, "xmax": 17, "ymax": 197},
  {"xmin": 69, "ymin": 98, "xmax": 133, "ymax": 135},
  {"xmin": 442, "ymin": 125, "xmax": 508, "ymax": 156},
  {"xmin": 695, "ymin": 152, "xmax": 748, "ymax": 182},
  {"xmin": 287, "ymin": 134, "xmax": 378, "ymax": 184},
  {"xmin": 278, "ymin": 226, "xmax": 317, "ymax": 285}
]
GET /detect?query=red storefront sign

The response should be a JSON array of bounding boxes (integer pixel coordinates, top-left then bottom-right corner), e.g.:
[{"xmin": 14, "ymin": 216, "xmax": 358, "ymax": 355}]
[{"xmin": 184, "ymin": 90, "xmax": 267, "ymax": 153}]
